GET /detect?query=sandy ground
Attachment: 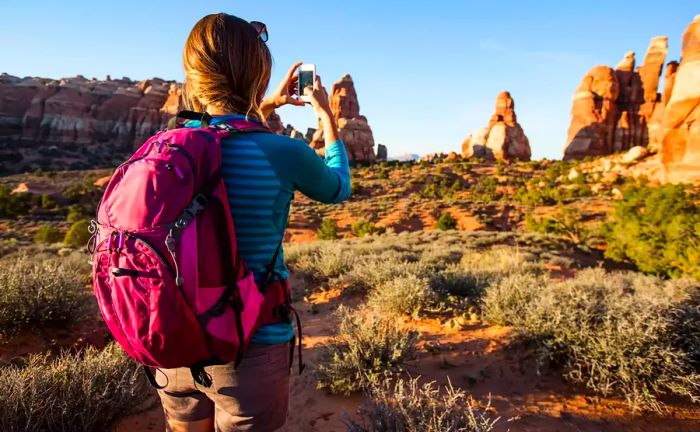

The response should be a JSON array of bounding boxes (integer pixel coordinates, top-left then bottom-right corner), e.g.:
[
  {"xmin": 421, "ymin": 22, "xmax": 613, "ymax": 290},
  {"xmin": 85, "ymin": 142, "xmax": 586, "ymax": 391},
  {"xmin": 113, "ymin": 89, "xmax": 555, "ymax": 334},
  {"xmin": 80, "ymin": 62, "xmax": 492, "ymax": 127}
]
[{"xmin": 114, "ymin": 274, "xmax": 700, "ymax": 432}]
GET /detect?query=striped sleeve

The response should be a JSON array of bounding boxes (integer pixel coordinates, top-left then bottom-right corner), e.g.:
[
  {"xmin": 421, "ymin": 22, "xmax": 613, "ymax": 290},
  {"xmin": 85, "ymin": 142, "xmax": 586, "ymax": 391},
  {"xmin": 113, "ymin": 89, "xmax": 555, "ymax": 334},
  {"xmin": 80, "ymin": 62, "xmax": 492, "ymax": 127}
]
[{"xmin": 290, "ymin": 139, "xmax": 351, "ymax": 204}]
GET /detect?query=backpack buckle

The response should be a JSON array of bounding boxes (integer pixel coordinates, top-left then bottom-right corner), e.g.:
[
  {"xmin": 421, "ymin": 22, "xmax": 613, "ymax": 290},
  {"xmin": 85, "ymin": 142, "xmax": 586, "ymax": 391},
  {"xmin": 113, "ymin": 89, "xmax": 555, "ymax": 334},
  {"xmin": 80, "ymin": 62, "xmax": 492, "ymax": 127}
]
[{"xmin": 174, "ymin": 194, "xmax": 210, "ymax": 231}]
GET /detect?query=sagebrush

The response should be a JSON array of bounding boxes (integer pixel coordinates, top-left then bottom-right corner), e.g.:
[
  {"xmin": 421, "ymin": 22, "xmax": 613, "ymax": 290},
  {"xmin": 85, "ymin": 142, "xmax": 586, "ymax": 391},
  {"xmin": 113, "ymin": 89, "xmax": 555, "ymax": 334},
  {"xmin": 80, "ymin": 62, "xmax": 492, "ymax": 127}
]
[
  {"xmin": 0, "ymin": 252, "xmax": 91, "ymax": 335},
  {"xmin": 316, "ymin": 306, "xmax": 418, "ymax": 395},
  {"xmin": 0, "ymin": 343, "xmax": 149, "ymax": 432},
  {"xmin": 483, "ymin": 268, "xmax": 700, "ymax": 412},
  {"xmin": 346, "ymin": 377, "xmax": 499, "ymax": 432}
]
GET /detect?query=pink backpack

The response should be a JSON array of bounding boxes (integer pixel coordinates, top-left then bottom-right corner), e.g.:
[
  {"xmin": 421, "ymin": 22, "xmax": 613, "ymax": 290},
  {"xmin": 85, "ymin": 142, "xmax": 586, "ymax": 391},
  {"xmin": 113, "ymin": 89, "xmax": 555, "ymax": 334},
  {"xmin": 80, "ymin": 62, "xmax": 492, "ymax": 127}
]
[{"xmin": 89, "ymin": 111, "xmax": 295, "ymax": 387}]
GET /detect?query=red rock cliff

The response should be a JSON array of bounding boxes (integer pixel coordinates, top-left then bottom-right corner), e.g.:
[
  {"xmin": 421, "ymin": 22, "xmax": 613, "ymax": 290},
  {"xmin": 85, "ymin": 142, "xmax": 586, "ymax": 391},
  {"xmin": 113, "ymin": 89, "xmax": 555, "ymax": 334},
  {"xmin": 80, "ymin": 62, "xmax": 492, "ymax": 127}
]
[
  {"xmin": 0, "ymin": 74, "xmax": 181, "ymax": 172},
  {"xmin": 564, "ymin": 36, "xmax": 668, "ymax": 160},
  {"xmin": 659, "ymin": 15, "xmax": 700, "ymax": 183}
]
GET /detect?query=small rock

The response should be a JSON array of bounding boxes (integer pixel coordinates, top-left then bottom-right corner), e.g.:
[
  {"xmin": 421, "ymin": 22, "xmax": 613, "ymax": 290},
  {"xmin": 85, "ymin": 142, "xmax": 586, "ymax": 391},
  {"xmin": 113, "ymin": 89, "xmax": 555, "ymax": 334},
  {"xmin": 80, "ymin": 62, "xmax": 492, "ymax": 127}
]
[
  {"xmin": 568, "ymin": 168, "xmax": 580, "ymax": 181},
  {"xmin": 621, "ymin": 146, "xmax": 648, "ymax": 164}
]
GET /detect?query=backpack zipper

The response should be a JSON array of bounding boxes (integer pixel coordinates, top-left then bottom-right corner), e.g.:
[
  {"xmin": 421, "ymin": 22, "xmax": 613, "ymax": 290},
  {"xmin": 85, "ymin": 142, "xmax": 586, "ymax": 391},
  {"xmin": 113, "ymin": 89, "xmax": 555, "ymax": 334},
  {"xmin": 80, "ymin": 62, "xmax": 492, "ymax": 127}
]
[
  {"xmin": 164, "ymin": 144, "xmax": 196, "ymax": 189},
  {"xmin": 125, "ymin": 233, "xmax": 176, "ymax": 278}
]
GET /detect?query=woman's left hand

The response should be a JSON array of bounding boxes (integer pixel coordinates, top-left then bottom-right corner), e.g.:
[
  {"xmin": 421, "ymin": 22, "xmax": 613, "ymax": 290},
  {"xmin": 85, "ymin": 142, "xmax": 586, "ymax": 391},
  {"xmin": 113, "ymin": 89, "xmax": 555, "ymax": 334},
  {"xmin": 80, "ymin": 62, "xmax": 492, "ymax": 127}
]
[{"xmin": 260, "ymin": 61, "xmax": 305, "ymax": 119}]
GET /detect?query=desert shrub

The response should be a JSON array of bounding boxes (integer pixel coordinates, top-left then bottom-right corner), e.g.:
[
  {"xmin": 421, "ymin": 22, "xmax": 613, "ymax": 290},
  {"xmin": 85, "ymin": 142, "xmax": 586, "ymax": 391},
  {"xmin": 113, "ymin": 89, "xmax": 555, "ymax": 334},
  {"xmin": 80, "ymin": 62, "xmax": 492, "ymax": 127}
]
[
  {"xmin": 66, "ymin": 204, "xmax": 87, "ymax": 223},
  {"xmin": 64, "ymin": 219, "xmax": 91, "ymax": 247},
  {"xmin": 341, "ymin": 250, "xmax": 428, "ymax": 292},
  {"xmin": 317, "ymin": 218, "xmax": 339, "ymax": 240},
  {"xmin": 346, "ymin": 377, "xmax": 499, "ymax": 432},
  {"xmin": 0, "ymin": 253, "xmax": 90, "ymax": 335},
  {"xmin": 367, "ymin": 274, "xmax": 437, "ymax": 318},
  {"xmin": 418, "ymin": 178, "xmax": 454, "ymax": 200},
  {"xmin": 435, "ymin": 212, "xmax": 457, "ymax": 230},
  {"xmin": 291, "ymin": 242, "xmax": 356, "ymax": 280},
  {"xmin": 430, "ymin": 268, "xmax": 489, "ymax": 300},
  {"xmin": 33, "ymin": 224, "xmax": 63, "ymax": 244},
  {"xmin": 0, "ymin": 343, "xmax": 149, "ymax": 432},
  {"xmin": 481, "ymin": 272, "xmax": 547, "ymax": 326},
  {"xmin": 316, "ymin": 306, "xmax": 418, "ymax": 395},
  {"xmin": 469, "ymin": 176, "xmax": 501, "ymax": 203},
  {"xmin": 352, "ymin": 219, "xmax": 386, "ymax": 238},
  {"xmin": 40, "ymin": 193, "xmax": 57, "ymax": 209},
  {"xmin": 524, "ymin": 207, "xmax": 589, "ymax": 244},
  {"xmin": 603, "ymin": 183, "xmax": 700, "ymax": 279},
  {"xmin": 460, "ymin": 247, "xmax": 539, "ymax": 281},
  {"xmin": 482, "ymin": 268, "xmax": 700, "ymax": 412},
  {"xmin": 0, "ymin": 186, "xmax": 32, "ymax": 217},
  {"xmin": 514, "ymin": 182, "xmax": 558, "ymax": 206}
]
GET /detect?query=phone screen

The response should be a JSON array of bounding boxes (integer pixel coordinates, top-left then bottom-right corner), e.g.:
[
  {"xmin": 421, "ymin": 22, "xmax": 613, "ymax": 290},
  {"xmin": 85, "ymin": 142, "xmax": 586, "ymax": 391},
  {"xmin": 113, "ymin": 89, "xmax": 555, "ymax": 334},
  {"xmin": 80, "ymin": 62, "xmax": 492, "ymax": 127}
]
[{"xmin": 298, "ymin": 70, "xmax": 314, "ymax": 96}]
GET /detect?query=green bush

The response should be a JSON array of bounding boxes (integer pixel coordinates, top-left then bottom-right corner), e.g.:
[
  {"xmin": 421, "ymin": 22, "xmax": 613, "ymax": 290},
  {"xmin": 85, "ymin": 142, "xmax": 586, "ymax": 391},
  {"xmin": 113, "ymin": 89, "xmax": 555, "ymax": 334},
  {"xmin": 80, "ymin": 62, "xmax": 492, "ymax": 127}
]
[
  {"xmin": 0, "ymin": 253, "xmax": 90, "ymax": 335},
  {"xmin": 524, "ymin": 207, "xmax": 589, "ymax": 244},
  {"xmin": 0, "ymin": 186, "xmax": 32, "ymax": 217},
  {"xmin": 316, "ymin": 306, "xmax": 418, "ymax": 395},
  {"xmin": 64, "ymin": 219, "xmax": 91, "ymax": 248},
  {"xmin": 40, "ymin": 193, "xmax": 57, "ymax": 209},
  {"xmin": 514, "ymin": 182, "xmax": 558, "ymax": 206},
  {"xmin": 346, "ymin": 377, "xmax": 499, "ymax": 432},
  {"xmin": 352, "ymin": 219, "xmax": 385, "ymax": 238},
  {"xmin": 469, "ymin": 176, "xmax": 501, "ymax": 203},
  {"xmin": 66, "ymin": 204, "xmax": 86, "ymax": 223},
  {"xmin": 436, "ymin": 212, "xmax": 457, "ymax": 230},
  {"xmin": 317, "ymin": 218, "xmax": 339, "ymax": 240},
  {"xmin": 0, "ymin": 343, "xmax": 149, "ymax": 432},
  {"xmin": 482, "ymin": 268, "xmax": 700, "ymax": 412},
  {"xmin": 33, "ymin": 224, "xmax": 63, "ymax": 244},
  {"xmin": 603, "ymin": 183, "xmax": 700, "ymax": 279}
]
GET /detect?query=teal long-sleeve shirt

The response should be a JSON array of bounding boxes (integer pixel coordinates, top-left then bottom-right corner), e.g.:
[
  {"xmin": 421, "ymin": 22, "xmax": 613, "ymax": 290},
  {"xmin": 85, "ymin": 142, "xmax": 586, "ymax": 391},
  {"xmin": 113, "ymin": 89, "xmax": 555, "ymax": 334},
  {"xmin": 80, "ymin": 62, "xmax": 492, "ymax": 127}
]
[{"xmin": 208, "ymin": 115, "xmax": 351, "ymax": 344}]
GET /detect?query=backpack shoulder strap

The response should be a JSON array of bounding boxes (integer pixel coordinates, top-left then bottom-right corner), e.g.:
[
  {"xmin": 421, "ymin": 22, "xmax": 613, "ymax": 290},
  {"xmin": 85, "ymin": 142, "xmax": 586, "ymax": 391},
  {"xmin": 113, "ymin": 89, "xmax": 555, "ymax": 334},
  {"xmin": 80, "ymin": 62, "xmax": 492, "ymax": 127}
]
[
  {"xmin": 168, "ymin": 110, "xmax": 213, "ymax": 130},
  {"xmin": 261, "ymin": 239, "xmax": 283, "ymax": 288},
  {"xmin": 214, "ymin": 117, "xmax": 272, "ymax": 134}
]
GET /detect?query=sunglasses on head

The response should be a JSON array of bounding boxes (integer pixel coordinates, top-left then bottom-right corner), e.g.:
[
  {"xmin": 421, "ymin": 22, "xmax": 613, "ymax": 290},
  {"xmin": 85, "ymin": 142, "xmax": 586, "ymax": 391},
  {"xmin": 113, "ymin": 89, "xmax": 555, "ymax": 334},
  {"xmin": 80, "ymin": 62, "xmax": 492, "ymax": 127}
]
[{"xmin": 250, "ymin": 21, "xmax": 268, "ymax": 42}]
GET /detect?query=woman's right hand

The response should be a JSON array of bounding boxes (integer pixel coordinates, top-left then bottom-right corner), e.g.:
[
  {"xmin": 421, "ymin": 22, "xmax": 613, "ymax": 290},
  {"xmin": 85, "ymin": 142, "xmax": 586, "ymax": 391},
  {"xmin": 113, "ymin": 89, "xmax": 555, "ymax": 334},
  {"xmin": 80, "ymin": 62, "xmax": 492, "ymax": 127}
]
[
  {"xmin": 304, "ymin": 76, "xmax": 340, "ymax": 145},
  {"xmin": 304, "ymin": 76, "xmax": 333, "ymax": 122}
]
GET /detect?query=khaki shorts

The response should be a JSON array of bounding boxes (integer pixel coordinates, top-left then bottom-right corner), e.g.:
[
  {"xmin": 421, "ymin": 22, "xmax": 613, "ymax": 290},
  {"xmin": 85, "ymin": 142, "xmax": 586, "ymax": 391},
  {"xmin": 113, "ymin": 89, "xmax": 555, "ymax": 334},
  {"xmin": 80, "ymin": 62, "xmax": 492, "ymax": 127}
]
[{"xmin": 156, "ymin": 343, "xmax": 290, "ymax": 432}]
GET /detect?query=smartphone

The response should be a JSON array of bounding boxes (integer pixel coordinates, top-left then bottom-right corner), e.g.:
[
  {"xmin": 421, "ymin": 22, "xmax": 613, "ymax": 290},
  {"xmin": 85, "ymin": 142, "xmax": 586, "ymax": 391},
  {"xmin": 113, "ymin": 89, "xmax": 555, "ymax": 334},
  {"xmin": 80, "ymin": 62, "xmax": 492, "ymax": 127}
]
[{"xmin": 298, "ymin": 64, "xmax": 316, "ymax": 103}]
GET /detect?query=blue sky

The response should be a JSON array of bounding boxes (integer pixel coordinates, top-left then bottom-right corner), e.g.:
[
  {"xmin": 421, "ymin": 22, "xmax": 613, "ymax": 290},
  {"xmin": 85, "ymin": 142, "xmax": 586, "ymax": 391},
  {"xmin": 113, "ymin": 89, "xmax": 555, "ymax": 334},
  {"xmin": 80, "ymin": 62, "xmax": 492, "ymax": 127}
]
[{"xmin": 1, "ymin": 1, "xmax": 697, "ymax": 159}]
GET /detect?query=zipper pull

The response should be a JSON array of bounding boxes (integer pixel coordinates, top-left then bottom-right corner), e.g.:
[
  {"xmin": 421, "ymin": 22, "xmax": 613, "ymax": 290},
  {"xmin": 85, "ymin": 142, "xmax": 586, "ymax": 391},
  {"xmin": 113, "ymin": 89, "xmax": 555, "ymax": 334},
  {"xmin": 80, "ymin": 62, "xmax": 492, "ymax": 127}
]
[{"xmin": 166, "ymin": 164, "xmax": 185, "ymax": 180}]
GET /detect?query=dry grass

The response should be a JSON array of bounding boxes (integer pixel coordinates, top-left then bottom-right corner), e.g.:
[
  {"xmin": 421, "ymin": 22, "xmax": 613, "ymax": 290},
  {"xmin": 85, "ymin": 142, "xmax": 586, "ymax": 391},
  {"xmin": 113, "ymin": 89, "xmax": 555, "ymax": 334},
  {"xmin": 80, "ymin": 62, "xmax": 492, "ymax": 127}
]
[
  {"xmin": 346, "ymin": 377, "xmax": 499, "ymax": 432},
  {"xmin": 316, "ymin": 306, "xmax": 419, "ymax": 395},
  {"xmin": 0, "ymin": 343, "xmax": 149, "ymax": 432},
  {"xmin": 0, "ymin": 252, "xmax": 91, "ymax": 335},
  {"xmin": 483, "ymin": 268, "xmax": 700, "ymax": 412}
]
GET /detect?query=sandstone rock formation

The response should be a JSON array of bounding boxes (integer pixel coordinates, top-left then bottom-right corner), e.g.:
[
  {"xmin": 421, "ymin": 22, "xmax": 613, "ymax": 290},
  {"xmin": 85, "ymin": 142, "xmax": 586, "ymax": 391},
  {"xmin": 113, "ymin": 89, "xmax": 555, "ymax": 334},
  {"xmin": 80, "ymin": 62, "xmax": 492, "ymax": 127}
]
[
  {"xmin": 564, "ymin": 36, "xmax": 669, "ymax": 160},
  {"xmin": 0, "ymin": 74, "xmax": 181, "ymax": 173},
  {"xmin": 310, "ymin": 74, "xmax": 375, "ymax": 162},
  {"xmin": 265, "ymin": 110, "xmax": 284, "ymax": 134},
  {"xmin": 659, "ymin": 15, "xmax": 700, "ymax": 183},
  {"xmin": 564, "ymin": 66, "xmax": 620, "ymax": 160},
  {"xmin": 462, "ymin": 91, "xmax": 531, "ymax": 161},
  {"xmin": 283, "ymin": 124, "xmax": 306, "ymax": 141},
  {"xmin": 376, "ymin": 144, "xmax": 388, "ymax": 161},
  {"xmin": 569, "ymin": 15, "xmax": 700, "ymax": 184}
]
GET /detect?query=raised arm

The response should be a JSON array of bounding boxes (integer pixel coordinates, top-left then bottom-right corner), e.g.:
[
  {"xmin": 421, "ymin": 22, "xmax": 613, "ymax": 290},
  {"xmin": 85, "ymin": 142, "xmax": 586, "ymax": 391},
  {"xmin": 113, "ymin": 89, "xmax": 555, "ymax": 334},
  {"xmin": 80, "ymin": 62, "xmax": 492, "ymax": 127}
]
[
  {"xmin": 289, "ymin": 137, "xmax": 350, "ymax": 204},
  {"xmin": 290, "ymin": 75, "xmax": 350, "ymax": 203},
  {"xmin": 261, "ymin": 65, "xmax": 351, "ymax": 203}
]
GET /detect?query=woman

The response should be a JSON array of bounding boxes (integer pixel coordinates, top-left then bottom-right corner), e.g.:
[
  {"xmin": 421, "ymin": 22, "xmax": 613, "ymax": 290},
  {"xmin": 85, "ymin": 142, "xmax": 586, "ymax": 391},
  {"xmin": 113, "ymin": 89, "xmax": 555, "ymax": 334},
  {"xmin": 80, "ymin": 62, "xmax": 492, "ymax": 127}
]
[{"xmin": 156, "ymin": 13, "xmax": 351, "ymax": 432}]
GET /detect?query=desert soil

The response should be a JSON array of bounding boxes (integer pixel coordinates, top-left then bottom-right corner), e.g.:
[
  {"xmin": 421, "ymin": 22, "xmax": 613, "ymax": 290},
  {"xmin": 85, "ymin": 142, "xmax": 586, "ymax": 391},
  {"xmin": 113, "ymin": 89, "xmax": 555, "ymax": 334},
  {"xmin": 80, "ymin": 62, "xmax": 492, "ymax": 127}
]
[{"xmin": 113, "ymin": 274, "xmax": 700, "ymax": 432}]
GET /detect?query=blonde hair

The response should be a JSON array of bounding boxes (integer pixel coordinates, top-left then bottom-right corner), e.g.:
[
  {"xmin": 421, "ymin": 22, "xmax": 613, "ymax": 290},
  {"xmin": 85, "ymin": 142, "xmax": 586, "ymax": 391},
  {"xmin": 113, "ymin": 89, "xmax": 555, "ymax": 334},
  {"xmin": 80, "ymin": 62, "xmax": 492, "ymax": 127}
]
[{"xmin": 182, "ymin": 13, "xmax": 272, "ymax": 119}]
